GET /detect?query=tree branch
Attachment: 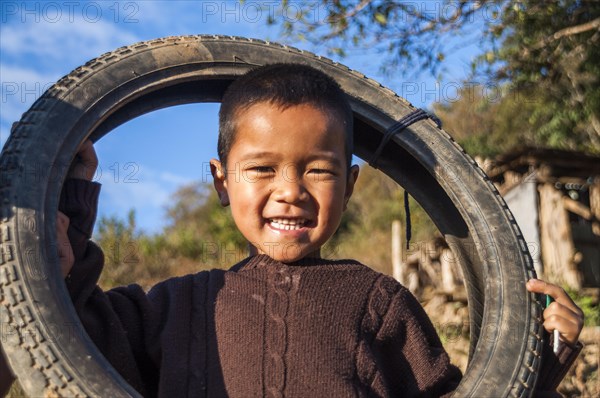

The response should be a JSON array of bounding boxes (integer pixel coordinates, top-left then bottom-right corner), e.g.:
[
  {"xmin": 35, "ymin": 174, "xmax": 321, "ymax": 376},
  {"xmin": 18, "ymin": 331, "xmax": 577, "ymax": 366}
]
[
  {"xmin": 342, "ymin": 0, "xmax": 373, "ymax": 20},
  {"xmin": 533, "ymin": 17, "xmax": 600, "ymax": 49}
]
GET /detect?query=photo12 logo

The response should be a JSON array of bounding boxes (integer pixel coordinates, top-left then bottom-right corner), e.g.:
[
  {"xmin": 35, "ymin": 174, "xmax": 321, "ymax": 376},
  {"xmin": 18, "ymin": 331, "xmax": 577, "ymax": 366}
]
[{"xmin": 1, "ymin": 1, "xmax": 139, "ymax": 24}]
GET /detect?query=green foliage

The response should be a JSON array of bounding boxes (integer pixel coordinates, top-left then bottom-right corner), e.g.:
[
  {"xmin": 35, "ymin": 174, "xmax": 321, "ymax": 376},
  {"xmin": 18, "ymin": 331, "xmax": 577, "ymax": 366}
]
[
  {"xmin": 487, "ymin": 0, "xmax": 600, "ymax": 153},
  {"xmin": 433, "ymin": 83, "xmax": 542, "ymax": 156},
  {"xmin": 162, "ymin": 182, "xmax": 246, "ymax": 266},
  {"xmin": 460, "ymin": 0, "xmax": 600, "ymax": 153},
  {"xmin": 577, "ymin": 295, "xmax": 600, "ymax": 327},
  {"xmin": 433, "ymin": 77, "xmax": 600, "ymax": 157},
  {"xmin": 95, "ymin": 209, "xmax": 142, "ymax": 288},
  {"xmin": 565, "ymin": 288, "xmax": 600, "ymax": 327},
  {"xmin": 269, "ymin": 1, "xmax": 504, "ymax": 76},
  {"xmin": 268, "ymin": 0, "xmax": 600, "ymax": 154}
]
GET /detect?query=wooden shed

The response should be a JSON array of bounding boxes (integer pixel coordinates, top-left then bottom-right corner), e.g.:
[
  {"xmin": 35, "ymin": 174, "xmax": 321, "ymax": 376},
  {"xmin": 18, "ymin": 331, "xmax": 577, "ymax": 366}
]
[{"xmin": 480, "ymin": 147, "xmax": 600, "ymax": 289}]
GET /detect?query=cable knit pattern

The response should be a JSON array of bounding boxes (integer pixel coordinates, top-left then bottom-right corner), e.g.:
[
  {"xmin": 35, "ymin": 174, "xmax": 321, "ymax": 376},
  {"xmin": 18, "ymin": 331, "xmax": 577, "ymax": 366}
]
[{"xmin": 265, "ymin": 264, "xmax": 291, "ymax": 397}]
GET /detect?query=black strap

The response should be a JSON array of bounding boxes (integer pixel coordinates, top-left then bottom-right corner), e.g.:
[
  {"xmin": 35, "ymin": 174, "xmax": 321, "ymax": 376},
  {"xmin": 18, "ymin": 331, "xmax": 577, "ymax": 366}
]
[
  {"xmin": 368, "ymin": 108, "xmax": 430, "ymax": 169},
  {"xmin": 404, "ymin": 190, "xmax": 411, "ymax": 250},
  {"xmin": 368, "ymin": 108, "xmax": 440, "ymax": 250}
]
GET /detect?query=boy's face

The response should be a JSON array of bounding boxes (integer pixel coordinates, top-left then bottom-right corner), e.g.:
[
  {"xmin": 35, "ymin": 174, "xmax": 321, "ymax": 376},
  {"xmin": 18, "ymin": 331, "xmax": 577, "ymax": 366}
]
[{"xmin": 211, "ymin": 102, "xmax": 359, "ymax": 263}]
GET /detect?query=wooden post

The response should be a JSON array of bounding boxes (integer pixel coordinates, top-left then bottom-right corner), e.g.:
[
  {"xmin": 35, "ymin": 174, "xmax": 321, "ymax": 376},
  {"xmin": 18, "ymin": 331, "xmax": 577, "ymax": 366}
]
[
  {"xmin": 441, "ymin": 248, "xmax": 455, "ymax": 294},
  {"xmin": 590, "ymin": 179, "xmax": 600, "ymax": 218},
  {"xmin": 392, "ymin": 220, "xmax": 405, "ymax": 285},
  {"xmin": 590, "ymin": 179, "xmax": 600, "ymax": 236},
  {"xmin": 538, "ymin": 183, "xmax": 582, "ymax": 288},
  {"xmin": 407, "ymin": 271, "xmax": 420, "ymax": 295}
]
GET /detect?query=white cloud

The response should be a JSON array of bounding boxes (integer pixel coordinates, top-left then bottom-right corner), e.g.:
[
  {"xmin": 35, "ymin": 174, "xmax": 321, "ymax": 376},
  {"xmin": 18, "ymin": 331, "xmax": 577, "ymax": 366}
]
[
  {"xmin": 0, "ymin": 10, "xmax": 140, "ymax": 150},
  {"xmin": 1, "ymin": 11, "xmax": 139, "ymax": 66},
  {"xmin": 0, "ymin": 63, "xmax": 60, "ymax": 125}
]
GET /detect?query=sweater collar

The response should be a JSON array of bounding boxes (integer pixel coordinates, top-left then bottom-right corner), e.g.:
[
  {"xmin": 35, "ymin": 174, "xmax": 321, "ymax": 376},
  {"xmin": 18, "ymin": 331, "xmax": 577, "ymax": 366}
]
[{"xmin": 231, "ymin": 254, "xmax": 360, "ymax": 272}]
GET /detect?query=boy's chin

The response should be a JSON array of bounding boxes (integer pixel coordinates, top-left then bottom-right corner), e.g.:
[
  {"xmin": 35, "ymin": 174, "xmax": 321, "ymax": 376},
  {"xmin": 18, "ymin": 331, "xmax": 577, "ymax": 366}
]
[{"xmin": 252, "ymin": 245, "xmax": 321, "ymax": 263}]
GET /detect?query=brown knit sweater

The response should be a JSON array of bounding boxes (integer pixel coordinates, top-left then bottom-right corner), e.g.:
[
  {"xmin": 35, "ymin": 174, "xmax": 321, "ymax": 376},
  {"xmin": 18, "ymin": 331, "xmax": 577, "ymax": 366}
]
[{"xmin": 61, "ymin": 179, "xmax": 581, "ymax": 398}]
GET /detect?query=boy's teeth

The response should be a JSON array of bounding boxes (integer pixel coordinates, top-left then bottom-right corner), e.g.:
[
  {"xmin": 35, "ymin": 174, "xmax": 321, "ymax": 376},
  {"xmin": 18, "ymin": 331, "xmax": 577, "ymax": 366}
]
[{"xmin": 269, "ymin": 218, "xmax": 306, "ymax": 230}]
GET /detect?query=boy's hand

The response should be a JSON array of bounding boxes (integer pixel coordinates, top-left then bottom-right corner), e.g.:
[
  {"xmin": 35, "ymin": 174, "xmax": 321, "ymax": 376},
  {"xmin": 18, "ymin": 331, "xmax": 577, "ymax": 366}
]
[
  {"xmin": 57, "ymin": 140, "xmax": 96, "ymax": 277},
  {"xmin": 526, "ymin": 279, "xmax": 584, "ymax": 345},
  {"xmin": 67, "ymin": 139, "xmax": 98, "ymax": 181},
  {"xmin": 57, "ymin": 211, "xmax": 74, "ymax": 278}
]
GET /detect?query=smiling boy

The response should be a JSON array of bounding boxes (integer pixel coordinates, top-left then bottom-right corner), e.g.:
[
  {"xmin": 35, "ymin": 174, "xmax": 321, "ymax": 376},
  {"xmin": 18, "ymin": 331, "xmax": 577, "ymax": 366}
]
[
  {"xmin": 211, "ymin": 102, "xmax": 358, "ymax": 262},
  {"xmin": 0, "ymin": 64, "xmax": 583, "ymax": 397},
  {"xmin": 210, "ymin": 82, "xmax": 359, "ymax": 263}
]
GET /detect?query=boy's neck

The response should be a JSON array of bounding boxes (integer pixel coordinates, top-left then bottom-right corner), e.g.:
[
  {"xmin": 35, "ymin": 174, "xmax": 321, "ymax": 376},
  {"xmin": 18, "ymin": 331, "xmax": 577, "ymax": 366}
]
[{"xmin": 247, "ymin": 243, "xmax": 322, "ymax": 263}]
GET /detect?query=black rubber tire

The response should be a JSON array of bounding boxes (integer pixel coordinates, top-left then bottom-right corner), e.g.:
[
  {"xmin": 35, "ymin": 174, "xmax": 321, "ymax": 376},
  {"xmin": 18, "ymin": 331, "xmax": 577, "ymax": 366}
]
[{"xmin": 0, "ymin": 35, "xmax": 543, "ymax": 397}]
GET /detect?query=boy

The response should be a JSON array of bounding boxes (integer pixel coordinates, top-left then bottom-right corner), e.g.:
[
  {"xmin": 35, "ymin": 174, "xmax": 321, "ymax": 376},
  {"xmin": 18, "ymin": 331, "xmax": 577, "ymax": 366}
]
[{"xmin": 1, "ymin": 64, "xmax": 583, "ymax": 397}]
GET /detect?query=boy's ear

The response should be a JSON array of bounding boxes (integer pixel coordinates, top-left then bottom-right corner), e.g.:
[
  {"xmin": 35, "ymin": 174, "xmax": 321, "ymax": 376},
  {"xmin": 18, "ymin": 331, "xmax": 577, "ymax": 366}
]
[
  {"xmin": 210, "ymin": 159, "xmax": 230, "ymax": 207},
  {"xmin": 343, "ymin": 165, "xmax": 360, "ymax": 211}
]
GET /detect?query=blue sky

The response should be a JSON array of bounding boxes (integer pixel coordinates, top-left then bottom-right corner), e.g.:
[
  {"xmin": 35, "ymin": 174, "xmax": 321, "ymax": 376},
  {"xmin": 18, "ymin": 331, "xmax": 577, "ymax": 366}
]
[{"xmin": 1, "ymin": 1, "xmax": 484, "ymax": 234}]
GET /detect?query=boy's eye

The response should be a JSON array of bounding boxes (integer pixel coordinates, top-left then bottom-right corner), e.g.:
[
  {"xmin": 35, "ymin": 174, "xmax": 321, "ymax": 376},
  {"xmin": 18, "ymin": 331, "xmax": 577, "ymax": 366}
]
[
  {"xmin": 309, "ymin": 169, "xmax": 332, "ymax": 174},
  {"xmin": 308, "ymin": 168, "xmax": 337, "ymax": 180},
  {"xmin": 249, "ymin": 166, "xmax": 275, "ymax": 174}
]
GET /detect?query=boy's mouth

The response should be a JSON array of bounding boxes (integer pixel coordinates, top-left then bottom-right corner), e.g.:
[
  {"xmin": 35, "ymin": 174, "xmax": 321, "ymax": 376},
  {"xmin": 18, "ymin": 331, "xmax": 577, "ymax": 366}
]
[{"xmin": 267, "ymin": 218, "xmax": 308, "ymax": 231}]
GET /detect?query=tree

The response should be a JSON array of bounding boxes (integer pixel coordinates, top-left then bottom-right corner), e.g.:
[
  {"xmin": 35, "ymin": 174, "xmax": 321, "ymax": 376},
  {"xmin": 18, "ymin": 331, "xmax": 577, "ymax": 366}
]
[
  {"xmin": 95, "ymin": 209, "xmax": 143, "ymax": 288},
  {"xmin": 270, "ymin": 0, "xmax": 600, "ymax": 153},
  {"xmin": 162, "ymin": 182, "xmax": 247, "ymax": 265},
  {"xmin": 432, "ymin": 83, "xmax": 549, "ymax": 157},
  {"xmin": 488, "ymin": 0, "xmax": 600, "ymax": 151},
  {"xmin": 273, "ymin": 0, "xmax": 499, "ymax": 75}
]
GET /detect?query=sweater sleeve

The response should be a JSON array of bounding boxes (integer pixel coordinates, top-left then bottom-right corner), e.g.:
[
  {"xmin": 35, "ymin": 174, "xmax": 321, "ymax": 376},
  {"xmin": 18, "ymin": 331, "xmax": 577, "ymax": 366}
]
[
  {"xmin": 59, "ymin": 179, "xmax": 161, "ymax": 396},
  {"xmin": 58, "ymin": 178, "xmax": 101, "ymax": 262},
  {"xmin": 371, "ymin": 283, "xmax": 462, "ymax": 397},
  {"xmin": 370, "ymin": 282, "xmax": 581, "ymax": 398},
  {"xmin": 534, "ymin": 330, "xmax": 583, "ymax": 396},
  {"xmin": 65, "ymin": 243, "xmax": 157, "ymax": 396}
]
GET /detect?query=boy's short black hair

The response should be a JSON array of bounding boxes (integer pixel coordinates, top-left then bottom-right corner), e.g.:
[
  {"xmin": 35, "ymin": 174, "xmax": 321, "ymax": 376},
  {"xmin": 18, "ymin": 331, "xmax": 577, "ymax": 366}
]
[{"xmin": 218, "ymin": 63, "xmax": 354, "ymax": 169}]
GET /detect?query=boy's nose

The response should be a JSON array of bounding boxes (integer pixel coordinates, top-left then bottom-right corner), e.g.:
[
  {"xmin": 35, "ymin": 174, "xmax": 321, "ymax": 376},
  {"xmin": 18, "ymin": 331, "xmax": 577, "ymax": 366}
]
[{"xmin": 272, "ymin": 178, "xmax": 310, "ymax": 204}]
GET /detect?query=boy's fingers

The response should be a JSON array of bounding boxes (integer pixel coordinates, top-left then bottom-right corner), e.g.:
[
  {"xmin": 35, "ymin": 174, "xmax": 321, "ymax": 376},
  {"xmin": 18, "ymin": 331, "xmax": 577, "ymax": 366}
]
[
  {"xmin": 68, "ymin": 139, "xmax": 98, "ymax": 180},
  {"xmin": 542, "ymin": 310, "xmax": 583, "ymax": 345},
  {"xmin": 528, "ymin": 279, "xmax": 585, "ymax": 345},
  {"xmin": 56, "ymin": 211, "xmax": 74, "ymax": 277},
  {"xmin": 57, "ymin": 244, "xmax": 74, "ymax": 278},
  {"xmin": 544, "ymin": 301, "xmax": 583, "ymax": 329},
  {"xmin": 526, "ymin": 279, "xmax": 580, "ymax": 314},
  {"xmin": 77, "ymin": 140, "xmax": 99, "ymax": 179},
  {"xmin": 57, "ymin": 211, "xmax": 70, "ymax": 231},
  {"xmin": 526, "ymin": 278, "xmax": 561, "ymax": 296},
  {"xmin": 78, "ymin": 140, "xmax": 98, "ymax": 166}
]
